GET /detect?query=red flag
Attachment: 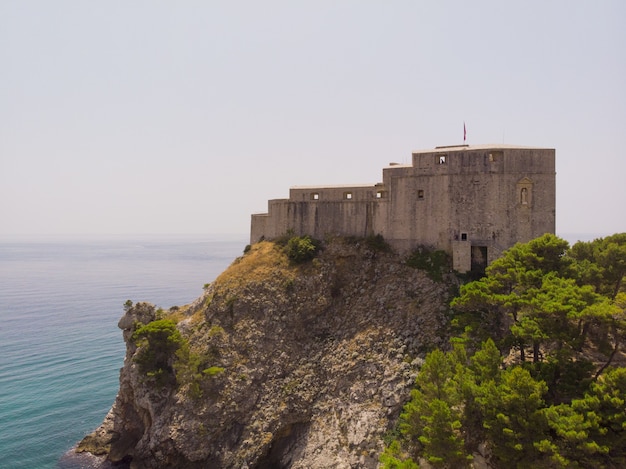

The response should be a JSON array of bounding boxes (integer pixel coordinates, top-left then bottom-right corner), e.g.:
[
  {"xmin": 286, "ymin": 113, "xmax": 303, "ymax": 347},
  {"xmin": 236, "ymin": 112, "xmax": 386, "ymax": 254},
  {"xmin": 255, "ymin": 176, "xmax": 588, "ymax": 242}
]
[{"xmin": 463, "ymin": 122, "xmax": 466, "ymax": 142}]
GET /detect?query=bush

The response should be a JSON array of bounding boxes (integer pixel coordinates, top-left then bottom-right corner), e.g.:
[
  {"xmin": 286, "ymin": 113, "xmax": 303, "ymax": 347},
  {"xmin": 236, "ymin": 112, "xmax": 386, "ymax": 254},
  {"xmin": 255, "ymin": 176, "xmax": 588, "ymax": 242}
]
[
  {"xmin": 365, "ymin": 234, "xmax": 392, "ymax": 252},
  {"xmin": 203, "ymin": 366, "xmax": 225, "ymax": 376},
  {"xmin": 285, "ymin": 235, "xmax": 320, "ymax": 263},
  {"xmin": 131, "ymin": 319, "xmax": 185, "ymax": 386},
  {"xmin": 406, "ymin": 246, "xmax": 450, "ymax": 282},
  {"xmin": 345, "ymin": 234, "xmax": 392, "ymax": 253}
]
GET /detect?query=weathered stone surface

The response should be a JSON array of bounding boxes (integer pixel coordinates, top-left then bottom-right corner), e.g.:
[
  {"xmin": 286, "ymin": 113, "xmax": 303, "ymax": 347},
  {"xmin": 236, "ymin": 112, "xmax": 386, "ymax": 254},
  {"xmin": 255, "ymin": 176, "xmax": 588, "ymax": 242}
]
[{"xmin": 78, "ymin": 239, "xmax": 454, "ymax": 468}]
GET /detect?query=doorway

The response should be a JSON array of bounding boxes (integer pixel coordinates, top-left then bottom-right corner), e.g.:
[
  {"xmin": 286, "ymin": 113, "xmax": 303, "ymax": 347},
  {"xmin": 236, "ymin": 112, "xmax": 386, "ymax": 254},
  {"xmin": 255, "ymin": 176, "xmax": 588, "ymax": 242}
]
[{"xmin": 471, "ymin": 245, "xmax": 488, "ymax": 274}]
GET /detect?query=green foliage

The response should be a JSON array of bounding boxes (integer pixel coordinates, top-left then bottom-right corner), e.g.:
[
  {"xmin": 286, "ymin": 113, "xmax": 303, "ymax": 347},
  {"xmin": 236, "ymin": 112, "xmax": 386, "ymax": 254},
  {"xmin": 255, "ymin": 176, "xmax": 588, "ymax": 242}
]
[
  {"xmin": 541, "ymin": 367, "xmax": 626, "ymax": 467},
  {"xmin": 132, "ymin": 319, "xmax": 185, "ymax": 386},
  {"xmin": 451, "ymin": 233, "xmax": 623, "ymax": 370},
  {"xmin": 570, "ymin": 233, "xmax": 626, "ymax": 299},
  {"xmin": 173, "ymin": 329, "xmax": 226, "ymax": 398},
  {"xmin": 344, "ymin": 233, "xmax": 392, "ymax": 253},
  {"xmin": 379, "ymin": 440, "xmax": 419, "ymax": 469},
  {"xmin": 406, "ymin": 246, "xmax": 450, "ymax": 282},
  {"xmin": 397, "ymin": 347, "xmax": 473, "ymax": 468},
  {"xmin": 479, "ymin": 366, "xmax": 549, "ymax": 466},
  {"xmin": 203, "ymin": 366, "xmax": 225, "ymax": 376},
  {"xmin": 384, "ymin": 233, "xmax": 626, "ymax": 469},
  {"xmin": 123, "ymin": 299, "xmax": 133, "ymax": 311},
  {"xmin": 365, "ymin": 233, "xmax": 392, "ymax": 252},
  {"xmin": 285, "ymin": 235, "xmax": 320, "ymax": 263},
  {"xmin": 174, "ymin": 342, "xmax": 204, "ymax": 398}
]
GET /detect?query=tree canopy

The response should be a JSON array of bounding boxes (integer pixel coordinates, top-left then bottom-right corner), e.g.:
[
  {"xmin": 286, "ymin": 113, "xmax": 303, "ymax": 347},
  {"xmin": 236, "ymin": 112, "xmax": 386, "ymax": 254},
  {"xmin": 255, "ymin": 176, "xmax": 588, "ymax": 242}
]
[{"xmin": 382, "ymin": 233, "xmax": 626, "ymax": 469}]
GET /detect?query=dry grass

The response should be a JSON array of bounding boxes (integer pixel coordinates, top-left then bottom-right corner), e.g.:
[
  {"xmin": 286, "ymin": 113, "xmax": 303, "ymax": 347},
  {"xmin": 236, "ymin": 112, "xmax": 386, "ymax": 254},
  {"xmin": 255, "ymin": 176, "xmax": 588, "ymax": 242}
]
[
  {"xmin": 212, "ymin": 241, "xmax": 298, "ymax": 293},
  {"xmin": 160, "ymin": 305, "xmax": 192, "ymax": 323}
]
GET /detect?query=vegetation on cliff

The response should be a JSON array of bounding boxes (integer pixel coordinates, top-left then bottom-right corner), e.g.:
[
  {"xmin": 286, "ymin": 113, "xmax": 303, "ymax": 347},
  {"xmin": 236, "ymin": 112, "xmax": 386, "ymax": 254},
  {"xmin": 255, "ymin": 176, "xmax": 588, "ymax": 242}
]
[
  {"xmin": 381, "ymin": 233, "xmax": 626, "ymax": 469},
  {"xmin": 77, "ymin": 233, "xmax": 625, "ymax": 468},
  {"xmin": 78, "ymin": 235, "xmax": 454, "ymax": 468}
]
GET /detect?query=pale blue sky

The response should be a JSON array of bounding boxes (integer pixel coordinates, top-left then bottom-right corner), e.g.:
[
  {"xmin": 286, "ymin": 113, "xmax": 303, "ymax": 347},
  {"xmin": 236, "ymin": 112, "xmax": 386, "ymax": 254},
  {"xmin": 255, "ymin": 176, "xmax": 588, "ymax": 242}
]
[{"xmin": 1, "ymin": 1, "xmax": 624, "ymax": 239}]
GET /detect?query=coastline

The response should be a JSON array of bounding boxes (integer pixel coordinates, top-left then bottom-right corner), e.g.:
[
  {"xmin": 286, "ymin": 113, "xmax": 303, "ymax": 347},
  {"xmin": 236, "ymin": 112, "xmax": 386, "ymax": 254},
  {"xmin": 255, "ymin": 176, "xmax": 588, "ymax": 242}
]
[{"xmin": 57, "ymin": 446, "xmax": 129, "ymax": 469}]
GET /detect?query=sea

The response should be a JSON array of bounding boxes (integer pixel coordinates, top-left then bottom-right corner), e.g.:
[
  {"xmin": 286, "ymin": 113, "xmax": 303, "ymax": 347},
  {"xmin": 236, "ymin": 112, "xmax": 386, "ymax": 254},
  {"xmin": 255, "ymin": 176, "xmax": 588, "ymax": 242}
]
[{"xmin": 0, "ymin": 234, "xmax": 247, "ymax": 469}]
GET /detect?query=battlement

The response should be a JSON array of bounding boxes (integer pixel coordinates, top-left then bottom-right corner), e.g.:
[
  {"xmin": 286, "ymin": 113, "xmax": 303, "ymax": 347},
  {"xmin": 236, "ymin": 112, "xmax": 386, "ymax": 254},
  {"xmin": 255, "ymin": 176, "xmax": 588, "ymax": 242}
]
[{"xmin": 251, "ymin": 145, "xmax": 556, "ymax": 273}]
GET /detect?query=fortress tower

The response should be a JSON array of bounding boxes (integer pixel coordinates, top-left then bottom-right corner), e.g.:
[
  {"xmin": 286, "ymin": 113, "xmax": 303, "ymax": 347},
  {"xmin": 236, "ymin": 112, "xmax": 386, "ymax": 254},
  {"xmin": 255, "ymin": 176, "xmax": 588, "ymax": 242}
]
[{"xmin": 251, "ymin": 144, "xmax": 556, "ymax": 273}]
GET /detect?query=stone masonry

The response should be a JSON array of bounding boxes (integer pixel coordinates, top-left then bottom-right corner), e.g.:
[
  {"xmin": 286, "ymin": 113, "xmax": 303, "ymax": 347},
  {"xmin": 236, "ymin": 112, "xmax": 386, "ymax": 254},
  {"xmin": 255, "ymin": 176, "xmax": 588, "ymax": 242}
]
[{"xmin": 251, "ymin": 144, "xmax": 556, "ymax": 272}]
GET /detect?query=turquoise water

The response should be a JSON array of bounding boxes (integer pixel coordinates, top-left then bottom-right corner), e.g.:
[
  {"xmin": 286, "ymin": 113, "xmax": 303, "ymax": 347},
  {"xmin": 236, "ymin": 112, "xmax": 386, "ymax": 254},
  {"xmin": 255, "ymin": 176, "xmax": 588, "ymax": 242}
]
[{"xmin": 0, "ymin": 235, "xmax": 246, "ymax": 469}]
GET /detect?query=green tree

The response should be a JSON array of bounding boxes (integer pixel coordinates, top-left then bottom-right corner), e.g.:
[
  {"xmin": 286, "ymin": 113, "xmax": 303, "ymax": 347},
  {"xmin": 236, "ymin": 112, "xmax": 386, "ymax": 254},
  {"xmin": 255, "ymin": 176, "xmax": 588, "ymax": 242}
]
[
  {"xmin": 453, "ymin": 234, "xmax": 572, "ymax": 361},
  {"xmin": 398, "ymin": 348, "xmax": 472, "ymax": 468},
  {"xmin": 541, "ymin": 367, "xmax": 626, "ymax": 468},
  {"xmin": 575, "ymin": 367, "xmax": 626, "ymax": 466},
  {"xmin": 379, "ymin": 441, "xmax": 420, "ymax": 469},
  {"xmin": 131, "ymin": 319, "xmax": 185, "ymax": 386},
  {"xmin": 570, "ymin": 233, "xmax": 626, "ymax": 299},
  {"xmin": 478, "ymin": 366, "xmax": 549, "ymax": 467},
  {"xmin": 417, "ymin": 399, "xmax": 468, "ymax": 467}
]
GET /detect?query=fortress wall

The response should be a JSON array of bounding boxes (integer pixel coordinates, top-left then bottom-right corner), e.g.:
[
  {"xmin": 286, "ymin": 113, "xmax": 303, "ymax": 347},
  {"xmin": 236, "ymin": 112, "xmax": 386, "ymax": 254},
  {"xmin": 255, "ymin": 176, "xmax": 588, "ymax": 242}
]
[
  {"xmin": 292, "ymin": 200, "xmax": 380, "ymax": 239},
  {"xmin": 251, "ymin": 185, "xmax": 386, "ymax": 243},
  {"xmin": 250, "ymin": 214, "xmax": 268, "ymax": 243},
  {"xmin": 250, "ymin": 199, "xmax": 291, "ymax": 243},
  {"xmin": 383, "ymin": 168, "xmax": 453, "ymax": 251},
  {"xmin": 250, "ymin": 145, "xmax": 555, "ymax": 273},
  {"xmin": 437, "ymin": 147, "xmax": 555, "ymax": 264},
  {"xmin": 289, "ymin": 185, "xmax": 379, "ymax": 202}
]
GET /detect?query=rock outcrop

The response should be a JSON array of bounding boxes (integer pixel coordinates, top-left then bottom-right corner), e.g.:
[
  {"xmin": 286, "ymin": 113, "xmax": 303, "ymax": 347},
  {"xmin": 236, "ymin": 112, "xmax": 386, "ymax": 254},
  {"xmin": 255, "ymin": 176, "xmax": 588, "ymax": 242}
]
[{"xmin": 77, "ymin": 238, "xmax": 454, "ymax": 468}]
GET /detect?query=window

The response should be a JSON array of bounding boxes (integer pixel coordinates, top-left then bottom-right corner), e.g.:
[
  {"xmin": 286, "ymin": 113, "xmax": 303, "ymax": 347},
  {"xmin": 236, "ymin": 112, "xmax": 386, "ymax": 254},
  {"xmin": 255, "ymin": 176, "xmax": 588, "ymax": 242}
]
[
  {"xmin": 417, "ymin": 189, "xmax": 424, "ymax": 199},
  {"xmin": 344, "ymin": 192, "xmax": 353, "ymax": 200},
  {"xmin": 376, "ymin": 191, "xmax": 384, "ymax": 199},
  {"xmin": 461, "ymin": 233, "xmax": 467, "ymax": 241},
  {"xmin": 311, "ymin": 193, "xmax": 319, "ymax": 200},
  {"xmin": 488, "ymin": 151, "xmax": 502, "ymax": 162},
  {"xmin": 439, "ymin": 155, "xmax": 447, "ymax": 164}
]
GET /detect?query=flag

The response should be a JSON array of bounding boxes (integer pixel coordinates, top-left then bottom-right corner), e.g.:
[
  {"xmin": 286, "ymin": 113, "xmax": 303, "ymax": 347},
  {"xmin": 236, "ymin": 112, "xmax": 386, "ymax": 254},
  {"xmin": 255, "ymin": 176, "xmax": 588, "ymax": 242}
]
[{"xmin": 463, "ymin": 122, "xmax": 466, "ymax": 142}]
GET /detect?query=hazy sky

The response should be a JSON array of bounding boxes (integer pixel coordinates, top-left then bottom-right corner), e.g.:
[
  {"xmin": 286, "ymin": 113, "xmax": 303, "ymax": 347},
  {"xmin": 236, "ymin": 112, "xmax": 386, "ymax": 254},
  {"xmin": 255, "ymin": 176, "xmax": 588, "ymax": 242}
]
[{"xmin": 1, "ymin": 1, "xmax": 625, "ymax": 239}]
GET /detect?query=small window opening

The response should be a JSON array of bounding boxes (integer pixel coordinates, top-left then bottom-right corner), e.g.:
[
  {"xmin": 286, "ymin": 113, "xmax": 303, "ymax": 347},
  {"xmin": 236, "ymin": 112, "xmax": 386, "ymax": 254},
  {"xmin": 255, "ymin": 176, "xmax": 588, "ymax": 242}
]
[
  {"xmin": 376, "ymin": 191, "xmax": 384, "ymax": 199},
  {"xmin": 489, "ymin": 151, "xmax": 503, "ymax": 162},
  {"xmin": 439, "ymin": 155, "xmax": 447, "ymax": 164},
  {"xmin": 417, "ymin": 189, "xmax": 424, "ymax": 199},
  {"xmin": 344, "ymin": 192, "xmax": 353, "ymax": 200},
  {"xmin": 311, "ymin": 193, "xmax": 319, "ymax": 200},
  {"xmin": 461, "ymin": 233, "xmax": 468, "ymax": 241}
]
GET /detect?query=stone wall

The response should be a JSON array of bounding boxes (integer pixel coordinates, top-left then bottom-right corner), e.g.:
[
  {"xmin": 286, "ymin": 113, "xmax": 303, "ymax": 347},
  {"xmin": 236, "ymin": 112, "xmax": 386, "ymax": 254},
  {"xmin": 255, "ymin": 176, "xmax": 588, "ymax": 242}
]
[{"xmin": 250, "ymin": 145, "xmax": 556, "ymax": 272}]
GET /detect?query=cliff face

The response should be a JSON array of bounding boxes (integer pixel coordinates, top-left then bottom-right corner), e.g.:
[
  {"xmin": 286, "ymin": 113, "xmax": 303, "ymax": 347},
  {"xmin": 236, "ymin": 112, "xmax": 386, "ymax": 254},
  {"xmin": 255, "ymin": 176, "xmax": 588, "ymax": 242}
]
[{"xmin": 78, "ymin": 239, "xmax": 453, "ymax": 468}]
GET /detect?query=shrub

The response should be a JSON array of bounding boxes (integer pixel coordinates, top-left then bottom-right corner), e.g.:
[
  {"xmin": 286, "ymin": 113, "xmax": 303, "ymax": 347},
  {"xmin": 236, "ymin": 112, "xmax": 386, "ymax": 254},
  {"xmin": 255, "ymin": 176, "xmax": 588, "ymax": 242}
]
[
  {"xmin": 365, "ymin": 233, "xmax": 392, "ymax": 252},
  {"xmin": 285, "ymin": 235, "xmax": 320, "ymax": 263},
  {"xmin": 406, "ymin": 246, "xmax": 450, "ymax": 282},
  {"xmin": 132, "ymin": 319, "xmax": 185, "ymax": 386},
  {"xmin": 203, "ymin": 366, "xmax": 225, "ymax": 376},
  {"xmin": 345, "ymin": 234, "xmax": 392, "ymax": 252}
]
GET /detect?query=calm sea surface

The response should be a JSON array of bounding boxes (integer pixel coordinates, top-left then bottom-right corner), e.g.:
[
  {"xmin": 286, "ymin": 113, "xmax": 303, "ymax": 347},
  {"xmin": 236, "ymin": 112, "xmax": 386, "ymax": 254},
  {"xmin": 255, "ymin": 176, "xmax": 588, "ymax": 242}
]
[{"xmin": 0, "ymin": 235, "xmax": 247, "ymax": 469}]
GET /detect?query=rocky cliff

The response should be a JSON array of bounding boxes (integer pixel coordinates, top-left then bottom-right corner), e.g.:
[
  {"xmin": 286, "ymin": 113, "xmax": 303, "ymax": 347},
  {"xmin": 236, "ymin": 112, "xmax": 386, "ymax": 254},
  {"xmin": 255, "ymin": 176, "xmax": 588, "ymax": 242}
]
[{"xmin": 77, "ymin": 238, "xmax": 454, "ymax": 468}]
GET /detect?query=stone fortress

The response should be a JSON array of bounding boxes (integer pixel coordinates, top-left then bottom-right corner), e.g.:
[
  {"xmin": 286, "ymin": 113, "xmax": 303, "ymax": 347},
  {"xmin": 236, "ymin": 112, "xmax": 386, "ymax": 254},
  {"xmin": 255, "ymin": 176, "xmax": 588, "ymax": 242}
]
[{"xmin": 251, "ymin": 144, "xmax": 556, "ymax": 273}]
